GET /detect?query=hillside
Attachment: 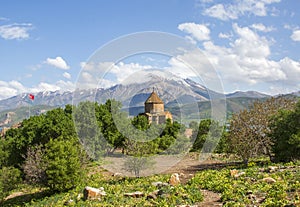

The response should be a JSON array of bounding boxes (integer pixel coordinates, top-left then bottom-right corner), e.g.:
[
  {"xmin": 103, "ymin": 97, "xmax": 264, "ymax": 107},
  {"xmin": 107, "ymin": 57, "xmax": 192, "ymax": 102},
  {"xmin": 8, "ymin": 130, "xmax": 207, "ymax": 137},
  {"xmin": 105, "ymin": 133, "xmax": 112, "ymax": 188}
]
[{"xmin": 0, "ymin": 72, "xmax": 298, "ymax": 127}]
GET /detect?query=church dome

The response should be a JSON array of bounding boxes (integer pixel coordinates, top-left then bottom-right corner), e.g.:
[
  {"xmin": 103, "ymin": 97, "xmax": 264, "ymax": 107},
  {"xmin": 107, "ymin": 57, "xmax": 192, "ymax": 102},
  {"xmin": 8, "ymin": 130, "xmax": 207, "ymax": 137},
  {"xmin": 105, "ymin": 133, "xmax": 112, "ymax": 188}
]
[{"xmin": 144, "ymin": 91, "xmax": 163, "ymax": 104}]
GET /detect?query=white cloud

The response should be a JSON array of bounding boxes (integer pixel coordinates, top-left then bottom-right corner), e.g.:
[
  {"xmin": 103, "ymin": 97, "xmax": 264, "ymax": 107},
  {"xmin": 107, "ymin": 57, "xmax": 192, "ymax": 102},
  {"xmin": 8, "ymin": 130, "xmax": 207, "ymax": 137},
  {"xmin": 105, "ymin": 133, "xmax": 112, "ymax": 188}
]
[
  {"xmin": 0, "ymin": 23, "xmax": 33, "ymax": 40},
  {"xmin": 279, "ymin": 57, "xmax": 300, "ymax": 83},
  {"xmin": 77, "ymin": 61, "xmax": 153, "ymax": 89},
  {"xmin": 218, "ymin": 32, "xmax": 232, "ymax": 39},
  {"xmin": 291, "ymin": 30, "xmax": 300, "ymax": 41},
  {"xmin": 45, "ymin": 56, "xmax": 70, "ymax": 70},
  {"xmin": 0, "ymin": 80, "xmax": 27, "ymax": 100},
  {"xmin": 111, "ymin": 62, "xmax": 152, "ymax": 83},
  {"xmin": 178, "ymin": 22, "xmax": 210, "ymax": 41},
  {"xmin": 203, "ymin": 4, "xmax": 237, "ymax": 21},
  {"xmin": 232, "ymin": 23, "xmax": 271, "ymax": 58},
  {"xmin": 0, "ymin": 79, "xmax": 75, "ymax": 100},
  {"xmin": 202, "ymin": 0, "xmax": 281, "ymax": 21},
  {"xmin": 251, "ymin": 23, "xmax": 275, "ymax": 32},
  {"xmin": 63, "ymin": 72, "xmax": 71, "ymax": 79},
  {"xmin": 175, "ymin": 22, "xmax": 299, "ymax": 94}
]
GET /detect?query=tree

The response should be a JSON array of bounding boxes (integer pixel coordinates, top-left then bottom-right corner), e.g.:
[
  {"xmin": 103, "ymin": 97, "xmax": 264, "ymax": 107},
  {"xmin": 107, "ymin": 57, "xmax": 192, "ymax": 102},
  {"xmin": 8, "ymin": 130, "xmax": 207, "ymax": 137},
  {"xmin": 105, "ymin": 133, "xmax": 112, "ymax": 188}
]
[
  {"xmin": 95, "ymin": 100, "xmax": 126, "ymax": 154},
  {"xmin": 132, "ymin": 115, "xmax": 149, "ymax": 131},
  {"xmin": 0, "ymin": 167, "xmax": 21, "ymax": 202},
  {"xmin": 22, "ymin": 145, "xmax": 46, "ymax": 185},
  {"xmin": 0, "ymin": 138, "xmax": 9, "ymax": 167},
  {"xmin": 228, "ymin": 97, "xmax": 296, "ymax": 164},
  {"xmin": 190, "ymin": 119, "xmax": 211, "ymax": 152},
  {"xmin": 5, "ymin": 106, "xmax": 76, "ymax": 168},
  {"xmin": 73, "ymin": 101, "xmax": 105, "ymax": 160},
  {"xmin": 270, "ymin": 100, "xmax": 300, "ymax": 162},
  {"xmin": 44, "ymin": 137, "xmax": 84, "ymax": 192}
]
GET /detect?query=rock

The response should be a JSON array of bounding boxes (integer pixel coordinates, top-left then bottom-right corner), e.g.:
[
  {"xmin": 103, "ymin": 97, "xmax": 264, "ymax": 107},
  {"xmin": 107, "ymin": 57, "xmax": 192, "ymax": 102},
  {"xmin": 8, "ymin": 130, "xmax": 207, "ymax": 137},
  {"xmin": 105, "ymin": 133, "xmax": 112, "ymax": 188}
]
[
  {"xmin": 230, "ymin": 169, "xmax": 239, "ymax": 177},
  {"xmin": 234, "ymin": 171, "xmax": 246, "ymax": 178},
  {"xmin": 83, "ymin": 186, "xmax": 106, "ymax": 200},
  {"xmin": 64, "ymin": 199, "xmax": 74, "ymax": 206},
  {"xmin": 113, "ymin": 172, "xmax": 122, "ymax": 177},
  {"xmin": 151, "ymin": 181, "xmax": 169, "ymax": 187},
  {"xmin": 147, "ymin": 190, "xmax": 162, "ymax": 200},
  {"xmin": 124, "ymin": 191, "xmax": 144, "ymax": 198},
  {"xmin": 246, "ymin": 190, "xmax": 253, "ymax": 195},
  {"xmin": 268, "ymin": 166, "xmax": 278, "ymax": 173},
  {"xmin": 169, "ymin": 173, "xmax": 180, "ymax": 186},
  {"xmin": 262, "ymin": 177, "xmax": 276, "ymax": 183},
  {"xmin": 76, "ymin": 193, "xmax": 82, "ymax": 201}
]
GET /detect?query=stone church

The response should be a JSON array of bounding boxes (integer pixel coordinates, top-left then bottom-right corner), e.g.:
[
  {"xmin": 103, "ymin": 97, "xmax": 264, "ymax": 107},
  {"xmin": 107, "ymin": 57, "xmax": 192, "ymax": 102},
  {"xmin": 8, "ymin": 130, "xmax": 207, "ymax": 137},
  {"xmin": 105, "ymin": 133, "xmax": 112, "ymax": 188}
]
[{"xmin": 141, "ymin": 90, "xmax": 172, "ymax": 124}]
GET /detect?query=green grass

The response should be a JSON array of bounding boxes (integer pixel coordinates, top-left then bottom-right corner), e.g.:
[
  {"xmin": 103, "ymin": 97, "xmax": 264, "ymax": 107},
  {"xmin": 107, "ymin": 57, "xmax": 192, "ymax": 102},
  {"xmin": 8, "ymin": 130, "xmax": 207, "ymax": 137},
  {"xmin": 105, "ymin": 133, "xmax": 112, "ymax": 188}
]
[
  {"xmin": 2, "ymin": 159, "xmax": 299, "ymax": 206},
  {"xmin": 190, "ymin": 162, "xmax": 300, "ymax": 206},
  {"xmin": 3, "ymin": 171, "xmax": 203, "ymax": 207}
]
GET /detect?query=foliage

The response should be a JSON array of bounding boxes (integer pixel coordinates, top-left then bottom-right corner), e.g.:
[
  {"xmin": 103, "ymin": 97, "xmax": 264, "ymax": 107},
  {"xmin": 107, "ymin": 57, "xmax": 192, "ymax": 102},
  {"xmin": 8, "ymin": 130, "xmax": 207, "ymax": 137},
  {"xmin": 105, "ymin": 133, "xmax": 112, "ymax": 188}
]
[
  {"xmin": 44, "ymin": 137, "xmax": 85, "ymax": 192},
  {"xmin": 0, "ymin": 138, "xmax": 10, "ymax": 167},
  {"xmin": 123, "ymin": 156, "xmax": 155, "ymax": 177},
  {"xmin": 5, "ymin": 106, "xmax": 76, "ymax": 167},
  {"xmin": 165, "ymin": 134, "xmax": 191, "ymax": 154},
  {"xmin": 270, "ymin": 100, "xmax": 300, "ymax": 162},
  {"xmin": 190, "ymin": 163, "xmax": 300, "ymax": 206},
  {"xmin": 0, "ymin": 166, "xmax": 21, "ymax": 202},
  {"xmin": 191, "ymin": 119, "xmax": 224, "ymax": 153},
  {"xmin": 95, "ymin": 99, "xmax": 126, "ymax": 154},
  {"xmin": 73, "ymin": 101, "xmax": 105, "ymax": 160},
  {"xmin": 228, "ymin": 97, "xmax": 296, "ymax": 164},
  {"xmin": 7, "ymin": 171, "xmax": 203, "ymax": 206},
  {"xmin": 22, "ymin": 145, "xmax": 46, "ymax": 185}
]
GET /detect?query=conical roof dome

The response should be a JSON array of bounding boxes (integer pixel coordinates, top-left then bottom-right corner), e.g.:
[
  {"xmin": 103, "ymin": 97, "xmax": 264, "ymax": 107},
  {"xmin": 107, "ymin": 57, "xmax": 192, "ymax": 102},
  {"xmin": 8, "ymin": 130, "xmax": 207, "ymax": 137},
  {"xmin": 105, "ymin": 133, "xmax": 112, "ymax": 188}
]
[{"xmin": 145, "ymin": 91, "xmax": 163, "ymax": 104}]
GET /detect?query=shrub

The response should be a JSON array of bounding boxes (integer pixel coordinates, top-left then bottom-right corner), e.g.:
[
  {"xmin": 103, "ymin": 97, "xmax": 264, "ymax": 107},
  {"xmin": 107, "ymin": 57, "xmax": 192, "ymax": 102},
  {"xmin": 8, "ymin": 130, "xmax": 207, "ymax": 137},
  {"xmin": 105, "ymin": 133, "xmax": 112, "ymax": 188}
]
[
  {"xmin": 44, "ymin": 137, "xmax": 85, "ymax": 192},
  {"xmin": 0, "ymin": 167, "xmax": 21, "ymax": 202},
  {"xmin": 22, "ymin": 145, "xmax": 47, "ymax": 185}
]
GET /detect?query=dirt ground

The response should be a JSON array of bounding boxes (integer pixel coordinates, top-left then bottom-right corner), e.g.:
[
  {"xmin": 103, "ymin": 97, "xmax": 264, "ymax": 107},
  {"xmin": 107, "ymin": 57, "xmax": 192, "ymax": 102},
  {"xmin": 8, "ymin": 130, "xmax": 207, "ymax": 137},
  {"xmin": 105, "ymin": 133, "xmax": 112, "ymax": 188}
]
[
  {"xmin": 104, "ymin": 153, "xmax": 226, "ymax": 206},
  {"xmin": 6, "ymin": 153, "xmax": 226, "ymax": 206},
  {"xmin": 164, "ymin": 153, "xmax": 224, "ymax": 206}
]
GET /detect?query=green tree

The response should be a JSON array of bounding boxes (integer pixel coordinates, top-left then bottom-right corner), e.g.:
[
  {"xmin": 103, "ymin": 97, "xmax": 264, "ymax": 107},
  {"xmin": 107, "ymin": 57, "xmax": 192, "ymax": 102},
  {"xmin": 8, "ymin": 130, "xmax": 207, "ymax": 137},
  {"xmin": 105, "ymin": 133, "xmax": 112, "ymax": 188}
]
[
  {"xmin": 0, "ymin": 167, "xmax": 21, "ymax": 202},
  {"xmin": 96, "ymin": 100, "xmax": 126, "ymax": 154},
  {"xmin": 270, "ymin": 100, "xmax": 300, "ymax": 162},
  {"xmin": 5, "ymin": 106, "xmax": 76, "ymax": 168},
  {"xmin": 44, "ymin": 137, "xmax": 84, "ymax": 192},
  {"xmin": 228, "ymin": 97, "xmax": 296, "ymax": 164},
  {"xmin": 0, "ymin": 138, "xmax": 10, "ymax": 167},
  {"xmin": 191, "ymin": 119, "xmax": 211, "ymax": 152},
  {"xmin": 132, "ymin": 115, "xmax": 149, "ymax": 131},
  {"xmin": 73, "ymin": 101, "xmax": 104, "ymax": 160}
]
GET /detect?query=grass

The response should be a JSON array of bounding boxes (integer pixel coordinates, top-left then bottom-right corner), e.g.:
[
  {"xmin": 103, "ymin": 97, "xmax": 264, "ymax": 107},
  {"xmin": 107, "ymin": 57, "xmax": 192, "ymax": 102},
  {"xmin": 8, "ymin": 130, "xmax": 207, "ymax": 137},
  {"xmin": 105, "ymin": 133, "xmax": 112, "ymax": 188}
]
[{"xmin": 2, "ymin": 157, "xmax": 300, "ymax": 206}]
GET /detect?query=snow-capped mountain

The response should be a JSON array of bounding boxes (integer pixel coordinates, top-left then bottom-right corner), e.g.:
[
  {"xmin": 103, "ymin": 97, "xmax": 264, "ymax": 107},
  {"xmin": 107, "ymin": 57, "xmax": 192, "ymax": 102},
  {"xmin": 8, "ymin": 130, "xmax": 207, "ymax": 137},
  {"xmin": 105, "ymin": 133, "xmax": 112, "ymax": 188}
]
[
  {"xmin": 0, "ymin": 71, "xmax": 296, "ymax": 113},
  {"xmin": 226, "ymin": 91, "xmax": 270, "ymax": 98},
  {"xmin": 0, "ymin": 73, "xmax": 222, "ymax": 112}
]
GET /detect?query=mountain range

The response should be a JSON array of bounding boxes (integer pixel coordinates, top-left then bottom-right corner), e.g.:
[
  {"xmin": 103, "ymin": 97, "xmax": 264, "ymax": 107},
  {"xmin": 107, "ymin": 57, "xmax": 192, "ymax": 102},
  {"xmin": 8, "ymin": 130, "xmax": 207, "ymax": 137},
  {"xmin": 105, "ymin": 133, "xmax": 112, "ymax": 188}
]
[{"xmin": 0, "ymin": 72, "xmax": 298, "ymax": 127}]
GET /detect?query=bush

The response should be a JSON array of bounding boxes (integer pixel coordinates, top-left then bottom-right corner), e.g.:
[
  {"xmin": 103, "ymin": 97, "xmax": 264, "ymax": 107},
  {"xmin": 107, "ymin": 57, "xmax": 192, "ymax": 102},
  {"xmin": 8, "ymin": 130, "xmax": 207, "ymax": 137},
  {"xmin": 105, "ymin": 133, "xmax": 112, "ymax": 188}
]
[
  {"xmin": 44, "ymin": 137, "xmax": 85, "ymax": 192},
  {"xmin": 271, "ymin": 101, "xmax": 300, "ymax": 162},
  {"xmin": 22, "ymin": 145, "xmax": 47, "ymax": 185},
  {"xmin": 0, "ymin": 167, "xmax": 21, "ymax": 202}
]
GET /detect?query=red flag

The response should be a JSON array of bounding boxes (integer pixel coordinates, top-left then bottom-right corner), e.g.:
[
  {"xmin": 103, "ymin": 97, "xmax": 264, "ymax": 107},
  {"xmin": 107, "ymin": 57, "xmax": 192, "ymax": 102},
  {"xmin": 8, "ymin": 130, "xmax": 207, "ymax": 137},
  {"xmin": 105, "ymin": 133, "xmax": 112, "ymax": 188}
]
[{"xmin": 29, "ymin": 94, "xmax": 35, "ymax": 100}]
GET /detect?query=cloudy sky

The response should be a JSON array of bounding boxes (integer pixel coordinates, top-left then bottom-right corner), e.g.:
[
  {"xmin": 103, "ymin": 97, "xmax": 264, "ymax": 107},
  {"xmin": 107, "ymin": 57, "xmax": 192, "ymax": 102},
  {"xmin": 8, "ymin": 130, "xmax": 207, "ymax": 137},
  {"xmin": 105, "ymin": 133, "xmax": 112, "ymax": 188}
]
[{"xmin": 0, "ymin": 0, "xmax": 299, "ymax": 100}]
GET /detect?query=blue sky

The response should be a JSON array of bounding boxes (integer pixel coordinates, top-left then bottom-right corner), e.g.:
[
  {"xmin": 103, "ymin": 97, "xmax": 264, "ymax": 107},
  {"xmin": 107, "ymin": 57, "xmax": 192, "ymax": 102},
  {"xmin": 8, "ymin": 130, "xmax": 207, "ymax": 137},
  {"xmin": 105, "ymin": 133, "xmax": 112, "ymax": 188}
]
[{"xmin": 0, "ymin": 0, "xmax": 299, "ymax": 100}]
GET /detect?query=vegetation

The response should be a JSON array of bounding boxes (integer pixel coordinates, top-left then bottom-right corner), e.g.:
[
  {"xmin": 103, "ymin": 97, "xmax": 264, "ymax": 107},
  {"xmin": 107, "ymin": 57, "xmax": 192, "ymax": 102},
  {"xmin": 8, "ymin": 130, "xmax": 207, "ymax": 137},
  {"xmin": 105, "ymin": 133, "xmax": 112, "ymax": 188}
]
[
  {"xmin": 270, "ymin": 100, "xmax": 300, "ymax": 162},
  {"xmin": 190, "ymin": 161, "xmax": 300, "ymax": 206},
  {"xmin": 0, "ymin": 96, "xmax": 299, "ymax": 206},
  {"xmin": 228, "ymin": 97, "xmax": 296, "ymax": 164}
]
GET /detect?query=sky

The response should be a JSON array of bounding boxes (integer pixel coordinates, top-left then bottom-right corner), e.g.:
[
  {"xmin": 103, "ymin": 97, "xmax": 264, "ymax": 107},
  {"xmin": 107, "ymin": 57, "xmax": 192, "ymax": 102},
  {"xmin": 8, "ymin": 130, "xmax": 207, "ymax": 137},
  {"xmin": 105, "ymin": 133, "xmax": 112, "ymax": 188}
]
[{"xmin": 0, "ymin": 0, "xmax": 299, "ymax": 100}]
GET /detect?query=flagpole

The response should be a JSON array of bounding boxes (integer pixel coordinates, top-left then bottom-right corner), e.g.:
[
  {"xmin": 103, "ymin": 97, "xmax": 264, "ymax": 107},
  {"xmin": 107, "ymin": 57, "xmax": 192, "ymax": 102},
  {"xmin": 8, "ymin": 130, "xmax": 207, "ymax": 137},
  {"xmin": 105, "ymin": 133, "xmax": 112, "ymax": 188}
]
[{"xmin": 28, "ymin": 94, "xmax": 34, "ymax": 118}]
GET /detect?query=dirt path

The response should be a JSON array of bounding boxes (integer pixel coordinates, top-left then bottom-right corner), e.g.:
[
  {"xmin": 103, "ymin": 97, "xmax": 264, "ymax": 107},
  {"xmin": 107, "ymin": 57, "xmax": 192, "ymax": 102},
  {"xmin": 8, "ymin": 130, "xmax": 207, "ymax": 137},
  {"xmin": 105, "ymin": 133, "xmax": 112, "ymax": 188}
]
[{"xmin": 164, "ymin": 153, "xmax": 224, "ymax": 206}]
